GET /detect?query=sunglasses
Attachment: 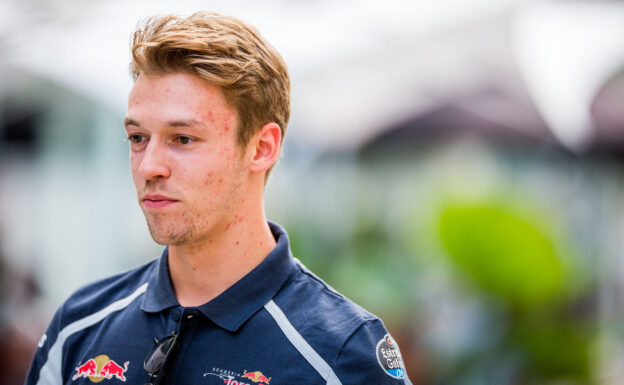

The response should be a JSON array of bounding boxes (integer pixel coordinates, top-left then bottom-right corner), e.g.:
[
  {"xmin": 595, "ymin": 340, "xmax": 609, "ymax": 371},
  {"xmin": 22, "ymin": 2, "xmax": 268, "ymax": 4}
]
[{"xmin": 143, "ymin": 332, "xmax": 178, "ymax": 385}]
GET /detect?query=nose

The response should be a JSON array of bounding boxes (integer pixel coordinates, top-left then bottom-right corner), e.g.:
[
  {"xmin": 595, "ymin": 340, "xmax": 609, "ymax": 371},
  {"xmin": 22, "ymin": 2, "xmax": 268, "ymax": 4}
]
[{"xmin": 136, "ymin": 139, "xmax": 171, "ymax": 180}]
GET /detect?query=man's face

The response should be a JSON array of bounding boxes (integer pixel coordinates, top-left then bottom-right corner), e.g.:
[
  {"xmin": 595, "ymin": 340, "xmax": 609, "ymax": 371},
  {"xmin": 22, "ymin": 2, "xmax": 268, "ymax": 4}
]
[{"xmin": 125, "ymin": 73, "xmax": 248, "ymax": 246}]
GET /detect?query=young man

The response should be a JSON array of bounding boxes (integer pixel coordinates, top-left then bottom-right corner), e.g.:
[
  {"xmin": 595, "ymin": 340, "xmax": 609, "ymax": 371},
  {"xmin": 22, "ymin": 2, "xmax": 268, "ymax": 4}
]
[{"xmin": 25, "ymin": 12, "xmax": 411, "ymax": 385}]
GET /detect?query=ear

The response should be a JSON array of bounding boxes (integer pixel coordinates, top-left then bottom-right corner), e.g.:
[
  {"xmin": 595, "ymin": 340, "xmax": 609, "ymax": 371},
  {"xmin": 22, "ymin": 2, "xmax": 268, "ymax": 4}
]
[{"xmin": 248, "ymin": 122, "xmax": 282, "ymax": 174}]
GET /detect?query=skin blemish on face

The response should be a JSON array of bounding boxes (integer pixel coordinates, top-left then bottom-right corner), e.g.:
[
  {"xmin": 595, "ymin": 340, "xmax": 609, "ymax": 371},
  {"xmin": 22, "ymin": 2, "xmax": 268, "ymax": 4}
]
[
  {"xmin": 225, "ymin": 223, "xmax": 231, "ymax": 231},
  {"xmin": 224, "ymin": 146, "xmax": 236, "ymax": 157},
  {"xmin": 204, "ymin": 172, "xmax": 214, "ymax": 186},
  {"xmin": 203, "ymin": 111, "xmax": 215, "ymax": 124},
  {"xmin": 236, "ymin": 241, "xmax": 240, "ymax": 245}
]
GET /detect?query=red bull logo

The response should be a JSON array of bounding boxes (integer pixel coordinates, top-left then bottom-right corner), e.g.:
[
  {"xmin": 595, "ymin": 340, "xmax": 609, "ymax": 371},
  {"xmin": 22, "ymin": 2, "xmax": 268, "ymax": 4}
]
[
  {"xmin": 241, "ymin": 370, "xmax": 271, "ymax": 384},
  {"xmin": 72, "ymin": 354, "xmax": 129, "ymax": 382}
]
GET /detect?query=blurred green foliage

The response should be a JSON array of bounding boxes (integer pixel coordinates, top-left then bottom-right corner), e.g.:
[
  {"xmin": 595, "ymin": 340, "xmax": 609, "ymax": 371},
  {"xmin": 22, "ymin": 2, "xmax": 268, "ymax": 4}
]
[
  {"xmin": 437, "ymin": 199, "xmax": 594, "ymax": 384},
  {"xmin": 438, "ymin": 203, "xmax": 566, "ymax": 307}
]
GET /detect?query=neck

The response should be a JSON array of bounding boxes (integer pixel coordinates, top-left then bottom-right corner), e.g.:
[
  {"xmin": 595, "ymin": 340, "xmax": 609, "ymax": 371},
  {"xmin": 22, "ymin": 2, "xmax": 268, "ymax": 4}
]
[{"xmin": 167, "ymin": 202, "xmax": 276, "ymax": 307}]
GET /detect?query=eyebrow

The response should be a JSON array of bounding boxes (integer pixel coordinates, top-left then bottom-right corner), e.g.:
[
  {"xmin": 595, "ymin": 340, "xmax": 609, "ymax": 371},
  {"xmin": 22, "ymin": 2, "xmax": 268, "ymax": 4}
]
[
  {"xmin": 124, "ymin": 117, "xmax": 140, "ymax": 127},
  {"xmin": 123, "ymin": 118, "xmax": 206, "ymax": 129},
  {"xmin": 168, "ymin": 119, "xmax": 207, "ymax": 129}
]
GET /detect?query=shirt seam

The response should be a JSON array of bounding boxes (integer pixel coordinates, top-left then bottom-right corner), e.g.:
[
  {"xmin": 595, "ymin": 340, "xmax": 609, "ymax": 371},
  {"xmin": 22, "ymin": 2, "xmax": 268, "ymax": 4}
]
[{"xmin": 330, "ymin": 318, "xmax": 377, "ymax": 368}]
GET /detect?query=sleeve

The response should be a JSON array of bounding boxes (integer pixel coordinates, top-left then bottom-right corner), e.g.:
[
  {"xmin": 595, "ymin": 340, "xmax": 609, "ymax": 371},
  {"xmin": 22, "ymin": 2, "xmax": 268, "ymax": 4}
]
[
  {"xmin": 24, "ymin": 306, "xmax": 65, "ymax": 385},
  {"xmin": 332, "ymin": 319, "xmax": 413, "ymax": 385}
]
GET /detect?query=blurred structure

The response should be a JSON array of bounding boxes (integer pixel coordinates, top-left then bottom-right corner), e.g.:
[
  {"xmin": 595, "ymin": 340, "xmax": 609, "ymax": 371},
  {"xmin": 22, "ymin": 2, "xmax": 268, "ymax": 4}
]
[{"xmin": 1, "ymin": 0, "xmax": 624, "ymax": 384}]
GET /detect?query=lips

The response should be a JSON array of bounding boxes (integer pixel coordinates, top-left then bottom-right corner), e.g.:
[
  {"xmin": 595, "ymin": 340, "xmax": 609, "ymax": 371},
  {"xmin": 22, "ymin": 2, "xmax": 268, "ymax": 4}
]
[{"xmin": 141, "ymin": 194, "xmax": 179, "ymax": 209}]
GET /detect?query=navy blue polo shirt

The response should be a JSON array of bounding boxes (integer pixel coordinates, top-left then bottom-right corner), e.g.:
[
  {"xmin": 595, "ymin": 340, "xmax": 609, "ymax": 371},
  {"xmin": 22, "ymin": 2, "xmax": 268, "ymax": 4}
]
[{"xmin": 26, "ymin": 222, "xmax": 412, "ymax": 385}]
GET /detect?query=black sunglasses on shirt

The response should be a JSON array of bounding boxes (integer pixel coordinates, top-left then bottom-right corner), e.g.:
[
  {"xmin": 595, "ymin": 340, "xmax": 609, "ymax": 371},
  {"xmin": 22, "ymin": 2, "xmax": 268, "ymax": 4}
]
[{"xmin": 143, "ymin": 332, "xmax": 178, "ymax": 385}]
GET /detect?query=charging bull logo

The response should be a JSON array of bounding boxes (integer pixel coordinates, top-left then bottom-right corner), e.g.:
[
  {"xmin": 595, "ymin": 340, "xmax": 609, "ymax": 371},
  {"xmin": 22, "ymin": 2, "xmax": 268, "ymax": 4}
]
[
  {"xmin": 73, "ymin": 355, "xmax": 129, "ymax": 382},
  {"xmin": 241, "ymin": 370, "xmax": 271, "ymax": 384}
]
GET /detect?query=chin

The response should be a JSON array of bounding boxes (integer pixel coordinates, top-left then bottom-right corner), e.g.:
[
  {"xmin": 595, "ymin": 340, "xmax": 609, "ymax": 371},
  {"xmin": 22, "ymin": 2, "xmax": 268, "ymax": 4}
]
[
  {"xmin": 149, "ymin": 231, "xmax": 193, "ymax": 246},
  {"xmin": 146, "ymin": 221, "xmax": 195, "ymax": 246}
]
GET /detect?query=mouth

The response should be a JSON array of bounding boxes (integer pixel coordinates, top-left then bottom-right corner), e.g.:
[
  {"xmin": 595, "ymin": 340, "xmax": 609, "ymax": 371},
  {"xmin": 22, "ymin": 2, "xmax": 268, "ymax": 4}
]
[{"xmin": 141, "ymin": 194, "xmax": 179, "ymax": 209}]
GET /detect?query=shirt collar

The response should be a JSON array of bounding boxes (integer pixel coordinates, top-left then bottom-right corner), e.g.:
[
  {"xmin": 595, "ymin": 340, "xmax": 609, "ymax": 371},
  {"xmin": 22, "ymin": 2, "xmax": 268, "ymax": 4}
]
[
  {"xmin": 140, "ymin": 221, "xmax": 297, "ymax": 332},
  {"xmin": 140, "ymin": 247, "xmax": 179, "ymax": 313}
]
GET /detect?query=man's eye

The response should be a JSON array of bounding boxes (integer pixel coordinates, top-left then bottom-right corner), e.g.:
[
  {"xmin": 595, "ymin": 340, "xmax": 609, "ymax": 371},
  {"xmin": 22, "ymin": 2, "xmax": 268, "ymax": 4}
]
[
  {"xmin": 175, "ymin": 136, "xmax": 195, "ymax": 145},
  {"xmin": 127, "ymin": 134, "xmax": 145, "ymax": 143}
]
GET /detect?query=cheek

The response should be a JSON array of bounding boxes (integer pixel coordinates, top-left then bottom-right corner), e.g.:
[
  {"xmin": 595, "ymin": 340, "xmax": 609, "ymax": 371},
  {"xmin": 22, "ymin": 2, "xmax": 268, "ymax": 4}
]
[
  {"xmin": 129, "ymin": 154, "xmax": 142, "ymax": 179},
  {"xmin": 187, "ymin": 147, "xmax": 241, "ymax": 189},
  {"xmin": 203, "ymin": 172, "xmax": 214, "ymax": 186},
  {"xmin": 200, "ymin": 161, "xmax": 234, "ymax": 188},
  {"xmin": 219, "ymin": 145, "xmax": 238, "ymax": 160}
]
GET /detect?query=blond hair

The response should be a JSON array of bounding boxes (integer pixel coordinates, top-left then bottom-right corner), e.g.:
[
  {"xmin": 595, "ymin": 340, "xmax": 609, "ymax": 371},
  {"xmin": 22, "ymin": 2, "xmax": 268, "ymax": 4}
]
[{"xmin": 130, "ymin": 12, "xmax": 290, "ymax": 152}]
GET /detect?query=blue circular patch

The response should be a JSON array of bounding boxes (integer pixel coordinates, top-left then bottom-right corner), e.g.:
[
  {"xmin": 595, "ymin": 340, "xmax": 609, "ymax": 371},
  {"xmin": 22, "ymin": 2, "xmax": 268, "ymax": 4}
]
[{"xmin": 376, "ymin": 334, "xmax": 406, "ymax": 379}]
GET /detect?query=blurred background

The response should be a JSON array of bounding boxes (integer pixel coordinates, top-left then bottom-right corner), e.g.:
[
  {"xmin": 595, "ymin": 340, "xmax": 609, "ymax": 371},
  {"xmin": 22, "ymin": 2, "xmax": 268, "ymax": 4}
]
[{"xmin": 1, "ymin": 0, "xmax": 624, "ymax": 383}]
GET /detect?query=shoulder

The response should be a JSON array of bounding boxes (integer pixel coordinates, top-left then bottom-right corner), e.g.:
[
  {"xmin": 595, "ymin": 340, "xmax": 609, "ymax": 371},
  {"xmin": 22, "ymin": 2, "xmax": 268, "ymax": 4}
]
[
  {"xmin": 271, "ymin": 260, "xmax": 379, "ymax": 359},
  {"xmin": 269, "ymin": 260, "xmax": 412, "ymax": 384},
  {"xmin": 58, "ymin": 258, "xmax": 156, "ymax": 327}
]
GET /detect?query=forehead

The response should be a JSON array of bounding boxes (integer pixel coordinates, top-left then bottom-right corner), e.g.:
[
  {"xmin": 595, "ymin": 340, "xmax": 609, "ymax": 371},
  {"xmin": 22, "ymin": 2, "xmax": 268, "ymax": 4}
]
[{"xmin": 127, "ymin": 73, "xmax": 235, "ymax": 124}]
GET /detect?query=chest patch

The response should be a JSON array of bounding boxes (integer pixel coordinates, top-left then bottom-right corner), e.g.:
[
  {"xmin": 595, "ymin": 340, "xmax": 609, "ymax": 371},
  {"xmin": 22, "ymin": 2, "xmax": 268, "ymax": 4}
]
[
  {"xmin": 376, "ymin": 334, "xmax": 406, "ymax": 379},
  {"xmin": 72, "ymin": 354, "xmax": 129, "ymax": 382},
  {"xmin": 203, "ymin": 368, "xmax": 272, "ymax": 385}
]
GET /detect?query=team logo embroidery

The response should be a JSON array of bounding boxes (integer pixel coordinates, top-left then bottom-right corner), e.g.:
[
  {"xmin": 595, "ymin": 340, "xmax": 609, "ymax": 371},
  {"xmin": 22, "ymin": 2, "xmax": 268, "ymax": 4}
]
[
  {"xmin": 242, "ymin": 370, "xmax": 271, "ymax": 384},
  {"xmin": 204, "ymin": 368, "xmax": 271, "ymax": 385},
  {"xmin": 376, "ymin": 334, "xmax": 406, "ymax": 379},
  {"xmin": 72, "ymin": 354, "xmax": 129, "ymax": 382}
]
